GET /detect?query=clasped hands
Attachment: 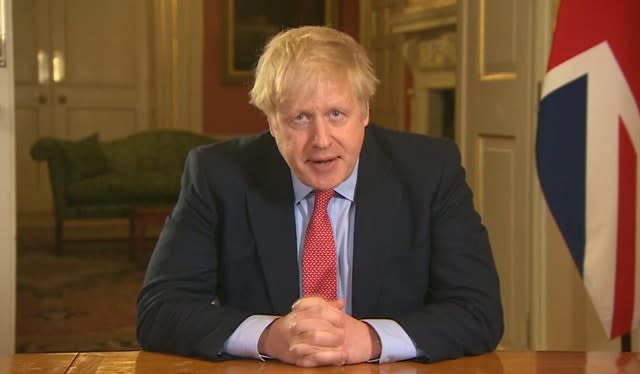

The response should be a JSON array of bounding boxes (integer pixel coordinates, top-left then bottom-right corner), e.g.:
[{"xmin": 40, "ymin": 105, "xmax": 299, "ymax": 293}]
[{"xmin": 257, "ymin": 296, "xmax": 381, "ymax": 367}]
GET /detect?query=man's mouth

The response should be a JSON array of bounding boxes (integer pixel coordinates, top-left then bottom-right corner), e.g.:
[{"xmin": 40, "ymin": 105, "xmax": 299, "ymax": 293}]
[{"xmin": 309, "ymin": 156, "xmax": 338, "ymax": 165}]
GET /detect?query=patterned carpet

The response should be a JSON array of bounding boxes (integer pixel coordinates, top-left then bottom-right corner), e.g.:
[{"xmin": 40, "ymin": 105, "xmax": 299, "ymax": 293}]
[{"xmin": 16, "ymin": 240, "xmax": 145, "ymax": 353}]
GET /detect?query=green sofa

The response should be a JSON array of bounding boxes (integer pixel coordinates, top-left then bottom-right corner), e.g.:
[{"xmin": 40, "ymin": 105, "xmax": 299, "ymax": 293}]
[{"xmin": 30, "ymin": 129, "xmax": 218, "ymax": 255}]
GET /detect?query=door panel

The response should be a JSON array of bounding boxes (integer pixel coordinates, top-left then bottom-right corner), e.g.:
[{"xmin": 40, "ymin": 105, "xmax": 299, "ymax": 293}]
[
  {"xmin": 66, "ymin": 107, "xmax": 136, "ymax": 140},
  {"xmin": 51, "ymin": 0, "xmax": 149, "ymax": 139},
  {"xmin": 62, "ymin": 0, "xmax": 138, "ymax": 86}
]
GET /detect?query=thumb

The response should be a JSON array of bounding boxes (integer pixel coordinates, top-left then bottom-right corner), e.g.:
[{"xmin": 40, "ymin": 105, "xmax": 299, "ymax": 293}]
[{"xmin": 328, "ymin": 298, "xmax": 345, "ymax": 311}]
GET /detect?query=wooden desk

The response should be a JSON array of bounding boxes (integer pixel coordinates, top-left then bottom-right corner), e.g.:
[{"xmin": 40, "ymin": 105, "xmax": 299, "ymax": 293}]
[
  {"xmin": 3, "ymin": 350, "xmax": 639, "ymax": 373},
  {"xmin": 0, "ymin": 352, "xmax": 77, "ymax": 373}
]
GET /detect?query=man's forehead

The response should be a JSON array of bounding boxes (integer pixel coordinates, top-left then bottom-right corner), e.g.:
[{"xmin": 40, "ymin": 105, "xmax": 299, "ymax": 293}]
[{"xmin": 279, "ymin": 80, "xmax": 356, "ymax": 108}]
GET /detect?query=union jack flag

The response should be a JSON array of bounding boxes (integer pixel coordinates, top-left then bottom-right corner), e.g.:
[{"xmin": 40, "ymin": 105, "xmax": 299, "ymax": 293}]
[{"xmin": 536, "ymin": 0, "xmax": 640, "ymax": 339}]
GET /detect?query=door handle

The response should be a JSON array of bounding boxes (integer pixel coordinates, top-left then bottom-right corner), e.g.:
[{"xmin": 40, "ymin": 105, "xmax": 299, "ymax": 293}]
[
  {"xmin": 37, "ymin": 94, "xmax": 48, "ymax": 104},
  {"xmin": 58, "ymin": 95, "xmax": 67, "ymax": 105}
]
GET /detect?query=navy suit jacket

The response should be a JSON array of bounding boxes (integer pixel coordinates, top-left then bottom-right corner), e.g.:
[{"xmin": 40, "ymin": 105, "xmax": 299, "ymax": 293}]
[{"xmin": 136, "ymin": 124, "xmax": 503, "ymax": 363}]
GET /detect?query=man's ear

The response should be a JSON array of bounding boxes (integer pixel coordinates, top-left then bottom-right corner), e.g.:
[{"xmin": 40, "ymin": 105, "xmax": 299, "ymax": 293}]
[
  {"xmin": 362, "ymin": 103, "xmax": 370, "ymax": 127},
  {"xmin": 267, "ymin": 117, "xmax": 276, "ymax": 136}
]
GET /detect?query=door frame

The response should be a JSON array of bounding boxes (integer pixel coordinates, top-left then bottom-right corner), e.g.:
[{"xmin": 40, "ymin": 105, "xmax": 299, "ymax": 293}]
[{"xmin": 0, "ymin": 0, "xmax": 16, "ymax": 354}]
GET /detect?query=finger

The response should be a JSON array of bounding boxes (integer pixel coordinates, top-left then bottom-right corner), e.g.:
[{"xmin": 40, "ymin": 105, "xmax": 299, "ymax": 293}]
[
  {"xmin": 291, "ymin": 296, "xmax": 328, "ymax": 310},
  {"xmin": 289, "ymin": 343, "xmax": 346, "ymax": 367},
  {"xmin": 296, "ymin": 297, "xmax": 344, "ymax": 311},
  {"xmin": 292, "ymin": 298, "xmax": 344, "ymax": 318},
  {"xmin": 286, "ymin": 309, "xmax": 344, "ymax": 348},
  {"xmin": 293, "ymin": 306, "xmax": 345, "ymax": 330},
  {"xmin": 290, "ymin": 321, "xmax": 345, "ymax": 348},
  {"xmin": 327, "ymin": 299, "xmax": 345, "ymax": 311}
]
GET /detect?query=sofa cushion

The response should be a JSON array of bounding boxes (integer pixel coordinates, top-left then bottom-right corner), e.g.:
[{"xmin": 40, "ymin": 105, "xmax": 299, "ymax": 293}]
[
  {"xmin": 67, "ymin": 171, "xmax": 182, "ymax": 205},
  {"xmin": 103, "ymin": 130, "xmax": 213, "ymax": 174},
  {"xmin": 61, "ymin": 134, "xmax": 108, "ymax": 183}
]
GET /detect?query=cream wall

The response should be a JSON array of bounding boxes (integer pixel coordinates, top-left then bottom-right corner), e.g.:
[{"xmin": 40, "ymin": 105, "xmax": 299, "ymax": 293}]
[{"xmin": 0, "ymin": 0, "xmax": 16, "ymax": 354}]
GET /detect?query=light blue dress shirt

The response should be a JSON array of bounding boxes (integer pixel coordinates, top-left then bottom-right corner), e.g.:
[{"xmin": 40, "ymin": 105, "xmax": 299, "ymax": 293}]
[{"xmin": 223, "ymin": 162, "xmax": 417, "ymax": 363}]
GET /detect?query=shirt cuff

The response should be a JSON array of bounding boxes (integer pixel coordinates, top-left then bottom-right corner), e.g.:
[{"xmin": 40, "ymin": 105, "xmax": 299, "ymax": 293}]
[
  {"xmin": 223, "ymin": 315, "xmax": 278, "ymax": 360},
  {"xmin": 363, "ymin": 319, "xmax": 417, "ymax": 363}
]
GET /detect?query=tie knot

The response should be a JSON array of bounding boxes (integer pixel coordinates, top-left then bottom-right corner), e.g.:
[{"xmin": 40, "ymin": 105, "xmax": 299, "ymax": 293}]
[{"xmin": 314, "ymin": 190, "xmax": 334, "ymax": 210}]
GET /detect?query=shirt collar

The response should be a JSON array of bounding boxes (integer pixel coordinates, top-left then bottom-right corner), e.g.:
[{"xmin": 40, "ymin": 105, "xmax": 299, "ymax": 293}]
[{"xmin": 292, "ymin": 159, "xmax": 359, "ymax": 204}]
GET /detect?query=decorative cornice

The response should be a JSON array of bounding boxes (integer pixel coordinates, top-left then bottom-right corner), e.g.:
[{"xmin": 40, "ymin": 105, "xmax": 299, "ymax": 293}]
[
  {"xmin": 389, "ymin": 4, "xmax": 456, "ymax": 35},
  {"xmin": 404, "ymin": 32, "xmax": 456, "ymax": 71}
]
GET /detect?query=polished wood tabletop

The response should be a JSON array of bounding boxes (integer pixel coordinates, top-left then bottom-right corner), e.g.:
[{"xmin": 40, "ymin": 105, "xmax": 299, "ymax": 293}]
[
  {"xmin": 0, "ymin": 352, "xmax": 77, "ymax": 374},
  {"xmin": 2, "ymin": 350, "xmax": 639, "ymax": 373}
]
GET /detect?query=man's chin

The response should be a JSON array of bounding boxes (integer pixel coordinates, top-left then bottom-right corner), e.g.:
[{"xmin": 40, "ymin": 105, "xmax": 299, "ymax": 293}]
[
  {"xmin": 295, "ymin": 163, "xmax": 347, "ymax": 190},
  {"xmin": 302, "ymin": 175, "xmax": 342, "ymax": 191}
]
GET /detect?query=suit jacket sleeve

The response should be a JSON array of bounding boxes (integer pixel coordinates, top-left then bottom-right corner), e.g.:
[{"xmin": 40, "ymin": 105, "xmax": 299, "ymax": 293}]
[
  {"xmin": 393, "ymin": 139, "xmax": 504, "ymax": 362},
  {"xmin": 136, "ymin": 146, "xmax": 250, "ymax": 361}
]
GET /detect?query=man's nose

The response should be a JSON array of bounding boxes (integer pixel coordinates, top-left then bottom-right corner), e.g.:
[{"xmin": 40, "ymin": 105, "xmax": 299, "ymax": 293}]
[{"xmin": 312, "ymin": 119, "xmax": 332, "ymax": 147}]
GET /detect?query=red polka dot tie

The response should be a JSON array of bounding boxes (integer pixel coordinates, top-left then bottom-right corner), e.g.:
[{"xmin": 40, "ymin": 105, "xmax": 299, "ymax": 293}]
[{"xmin": 302, "ymin": 190, "xmax": 337, "ymax": 300}]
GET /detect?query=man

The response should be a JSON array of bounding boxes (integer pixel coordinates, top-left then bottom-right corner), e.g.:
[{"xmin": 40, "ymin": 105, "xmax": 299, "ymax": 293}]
[{"xmin": 137, "ymin": 26, "xmax": 503, "ymax": 367}]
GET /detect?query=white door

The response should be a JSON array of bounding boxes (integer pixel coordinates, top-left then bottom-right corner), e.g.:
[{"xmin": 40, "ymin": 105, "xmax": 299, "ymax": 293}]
[
  {"xmin": 14, "ymin": 0, "xmax": 54, "ymax": 215},
  {"xmin": 457, "ymin": 0, "xmax": 535, "ymax": 349},
  {"xmin": 14, "ymin": 0, "xmax": 150, "ymax": 218}
]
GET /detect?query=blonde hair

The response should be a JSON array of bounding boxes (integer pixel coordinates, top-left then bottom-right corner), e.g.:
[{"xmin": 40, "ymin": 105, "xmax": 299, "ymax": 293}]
[{"xmin": 249, "ymin": 26, "xmax": 378, "ymax": 118}]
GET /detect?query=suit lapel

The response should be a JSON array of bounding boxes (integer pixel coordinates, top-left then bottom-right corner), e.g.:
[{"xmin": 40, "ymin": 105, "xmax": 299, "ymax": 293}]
[
  {"xmin": 352, "ymin": 130, "xmax": 404, "ymax": 317},
  {"xmin": 246, "ymin": 139, "xmax": 300, "ymax": 315}
]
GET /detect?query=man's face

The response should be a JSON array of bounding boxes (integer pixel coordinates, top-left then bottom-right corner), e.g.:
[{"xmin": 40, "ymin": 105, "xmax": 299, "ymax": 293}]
[{"xmin": 269, "ymin": 78, "xmax": 369, "ymax": 191}]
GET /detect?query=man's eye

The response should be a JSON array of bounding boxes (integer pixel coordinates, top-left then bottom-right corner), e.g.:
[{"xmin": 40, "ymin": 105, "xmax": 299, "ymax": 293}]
[
  {"xmin": 286, "ymin": 113, "xmax": 309, "ymax": 128},
  {"xmin": 289, "ymin": 113, "xmax": 309, "ymax": 122},
  {"xmin": 328, "ymin": 111, "xmax": 347, "ymax": 125}
]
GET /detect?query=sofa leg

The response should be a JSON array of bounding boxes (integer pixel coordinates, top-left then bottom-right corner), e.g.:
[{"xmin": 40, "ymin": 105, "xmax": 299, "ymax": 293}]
[
  {"xmin": 54, "ymin": 218, "xmax": 63, "ymax": 256},
  {"xmin": 129, "ymin": 215, "xmax": 136, "ymax": 262}
]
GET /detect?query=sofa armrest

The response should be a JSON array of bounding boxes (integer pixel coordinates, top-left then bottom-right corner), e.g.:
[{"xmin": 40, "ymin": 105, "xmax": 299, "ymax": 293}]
[
  {"xmin": 30, "ymin": 137, "xmax": 68, "ymax": 221},
  {"xmin": 31, "ymin": 137, "xmax": 64, "ymax": 162}
]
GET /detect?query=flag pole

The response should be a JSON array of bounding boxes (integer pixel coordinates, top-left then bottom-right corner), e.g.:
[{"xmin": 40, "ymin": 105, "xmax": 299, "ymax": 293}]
[{"xmin": 621, "ymin": 333, "xmax": 631, "ymax": 352}]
